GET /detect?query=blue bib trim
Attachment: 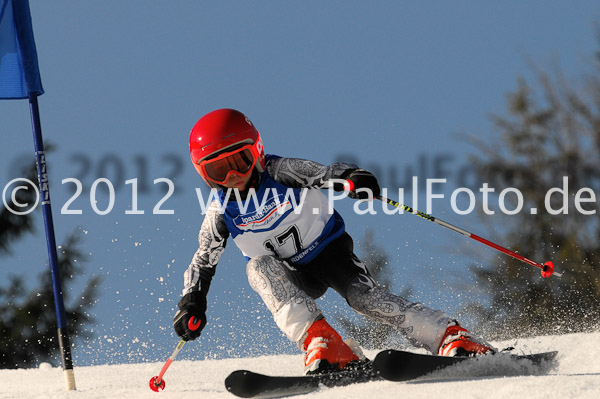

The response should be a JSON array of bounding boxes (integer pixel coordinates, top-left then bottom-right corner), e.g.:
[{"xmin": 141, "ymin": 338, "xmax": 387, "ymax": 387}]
[{"xmin": 217, "ymin": 168, "xmax": 345, "ymax": 265}]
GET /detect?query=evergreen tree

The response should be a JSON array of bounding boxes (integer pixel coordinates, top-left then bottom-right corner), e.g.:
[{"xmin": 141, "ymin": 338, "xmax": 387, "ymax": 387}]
[
  {"xmin": 0, "ymin": 161, "xmax": 100, "ymax": 368},
  {"xmin": 465, "ymin": 45, "xmax": 600, "ymax": 338},
  {"xmin": 0, "ymin": 163, "xmax": 38, "ymax": 254}
]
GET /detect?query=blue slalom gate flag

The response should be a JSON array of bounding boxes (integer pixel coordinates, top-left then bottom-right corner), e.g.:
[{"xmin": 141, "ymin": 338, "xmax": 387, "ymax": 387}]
[
  {"xmin": 0, "ymin": 0, "xmax": 44, "ymax": 99},
  {"xmin": 1, "ymin": 0, "xmax": 75, "ymax": 390}
]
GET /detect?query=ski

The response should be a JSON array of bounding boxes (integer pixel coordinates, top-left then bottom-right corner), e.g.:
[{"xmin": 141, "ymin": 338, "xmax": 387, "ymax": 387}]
[
  {"xmin": 224, "ymin": 361, "xmax": 380, "ymax": 399},
  {"xmin": 373, "ymin": 349, "xmax": 558, "ymax": 382}
]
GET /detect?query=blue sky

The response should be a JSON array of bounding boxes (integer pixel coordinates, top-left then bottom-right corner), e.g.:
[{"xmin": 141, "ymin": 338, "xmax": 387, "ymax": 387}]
[{"xmin": 1, "ymin": 1, "xmax": 599, "ymax": 365}]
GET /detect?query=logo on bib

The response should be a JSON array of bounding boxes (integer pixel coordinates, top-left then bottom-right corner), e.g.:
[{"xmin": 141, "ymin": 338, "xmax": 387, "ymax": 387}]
[{"xmin": 233, "ymin": 191, "xmax": 293, "ymax": 230}]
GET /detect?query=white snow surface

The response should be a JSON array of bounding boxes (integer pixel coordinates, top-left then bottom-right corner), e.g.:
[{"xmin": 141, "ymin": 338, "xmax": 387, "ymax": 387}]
[{"xmin": 3, "ymin": 331, "xmax": 599, "ymax": 399}]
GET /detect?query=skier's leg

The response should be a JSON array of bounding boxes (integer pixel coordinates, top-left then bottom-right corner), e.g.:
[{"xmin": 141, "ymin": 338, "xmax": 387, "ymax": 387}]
[
  {"xmin": 308, "ymin": 233, "xmax": 451, "ymax": 353},
  {"xmin": 246, "ymin": 255, "xmax": 322, "ymax": 342},
  {"xmin": 346, "ymin": 277, "xmax": 495, "ymax": 356},
  {"xmin": 345, "ymin": 273, "xmax": 450, "ymax": 353},
  {"xmin": 246, "ymin": 255, "xmax": 359, "ymax": 373}
]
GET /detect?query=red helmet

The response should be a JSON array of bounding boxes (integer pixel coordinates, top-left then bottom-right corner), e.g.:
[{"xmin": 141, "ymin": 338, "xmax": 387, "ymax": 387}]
[{"xmin": 189, "ymin": 109, "xmax": 266, "ymax": 188}]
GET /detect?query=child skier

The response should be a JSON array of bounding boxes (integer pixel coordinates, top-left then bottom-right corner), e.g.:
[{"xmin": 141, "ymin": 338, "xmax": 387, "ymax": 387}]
[{"xmin": 173, "ymin": 108, "xmax": 493, "ymax": 374}]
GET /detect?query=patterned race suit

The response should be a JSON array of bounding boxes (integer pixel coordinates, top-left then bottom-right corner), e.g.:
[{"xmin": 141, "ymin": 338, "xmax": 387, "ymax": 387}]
[{"xmin": 182, "ymin": 155, "xmax": 450, "ymax": 352}]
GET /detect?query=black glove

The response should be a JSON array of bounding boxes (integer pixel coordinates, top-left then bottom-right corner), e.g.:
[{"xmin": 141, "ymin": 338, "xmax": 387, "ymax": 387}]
[
  {"xmin": 341, "ymin": 169, "xmax": 380, "ymax": 200},
  {"xmin": 173, "ymin": 291, "xmax": 207, "ymax": 341}
]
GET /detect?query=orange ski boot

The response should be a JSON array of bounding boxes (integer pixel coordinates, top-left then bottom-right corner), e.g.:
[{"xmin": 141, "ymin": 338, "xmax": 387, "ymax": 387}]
[
  {"xmin": 438, "ymin": 322, "xmax": 494, "ymax": 357},
  {"xmin": 302, "ymin": 318, "xmax": 360, "ymax": 374}
]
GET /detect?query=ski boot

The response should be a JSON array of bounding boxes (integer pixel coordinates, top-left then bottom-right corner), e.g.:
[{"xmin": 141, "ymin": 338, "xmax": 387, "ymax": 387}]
[
  {"xmin": 301, "ymin": 317, "xmax": 362, "ymax": 374},
  {"xmin": 438, "ymin": 321, "xmax": 494, "ymax": 357}
]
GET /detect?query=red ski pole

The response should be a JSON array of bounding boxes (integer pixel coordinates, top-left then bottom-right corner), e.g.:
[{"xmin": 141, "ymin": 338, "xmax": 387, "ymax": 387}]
[
  {"xmin": 378, "ymin": 196, "xmax": 562, "ymax": 278},
  {"xmin": 149, "ymin": 317, "xmax": 202, "ymax": 392}
]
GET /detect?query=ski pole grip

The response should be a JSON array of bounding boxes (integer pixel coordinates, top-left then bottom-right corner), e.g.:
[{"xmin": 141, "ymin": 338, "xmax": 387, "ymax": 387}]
[
  {"xmin": 344, "ymin": 179, "xmax": 355, "ymax": 192},
  {"xmin": 188, "ymin": 316, "xmax": 202, "ymax": 331}
]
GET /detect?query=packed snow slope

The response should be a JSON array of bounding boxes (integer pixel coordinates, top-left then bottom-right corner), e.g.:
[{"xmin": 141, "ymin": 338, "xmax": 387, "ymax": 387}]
[{"xmin": 3, "ymin": 331, "xmax": 599, "ymax": 399}]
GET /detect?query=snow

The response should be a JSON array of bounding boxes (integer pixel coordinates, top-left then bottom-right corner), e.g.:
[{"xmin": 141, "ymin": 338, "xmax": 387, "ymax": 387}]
[{"xmin": 3, "ymin": 331, "xmax": 599, "ymax": 399}]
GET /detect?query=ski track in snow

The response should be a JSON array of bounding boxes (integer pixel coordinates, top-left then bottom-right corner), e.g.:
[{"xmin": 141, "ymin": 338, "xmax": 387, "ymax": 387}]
[{"xmin": 2, "ymin": 331, "xmax": 599, "ymax": 399}]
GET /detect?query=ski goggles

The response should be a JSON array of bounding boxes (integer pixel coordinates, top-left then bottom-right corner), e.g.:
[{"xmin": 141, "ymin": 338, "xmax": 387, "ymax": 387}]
[{"xmin": 198, "ymin": 143, "xmax": 259, "ymax": 185}]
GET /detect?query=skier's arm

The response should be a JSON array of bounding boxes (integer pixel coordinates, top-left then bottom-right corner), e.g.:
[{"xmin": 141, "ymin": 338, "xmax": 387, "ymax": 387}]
[
  {"xmin": 267, "ymin": 157, "xmax": 380, "ymax": 199},
  {"xmin": 266, "ymin": 157, "xmax": 358, "ymax": 189},
  {"xmin": 174, "ymin": 200, "xmax": 229, "ymax": 341},
  {"xmin": 182, "ymin": 199, "xmax": 229, "ymax": 296}
]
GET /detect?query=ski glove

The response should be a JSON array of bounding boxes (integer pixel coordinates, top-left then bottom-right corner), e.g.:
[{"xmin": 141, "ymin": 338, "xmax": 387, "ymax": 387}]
[
  {"xmin": 341, "ymin": 169, "xmax": 380, "ymax": 200},
  {"xmin": 173, "ymin": 291, "xmax": 207, "ymax": 341}
]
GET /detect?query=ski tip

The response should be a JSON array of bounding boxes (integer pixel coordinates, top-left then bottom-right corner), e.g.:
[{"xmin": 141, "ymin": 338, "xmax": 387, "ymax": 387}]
[
  {"xmin": 521, "ymin": 350, "xmax": 559, "ymax": 363},
  {"xmin": 225, "ymin": 370, "xmax": 262, "ymax": 398},
  {"xmin": 372, "ymin": 350, "xmax": 413, "ymax": 382}
]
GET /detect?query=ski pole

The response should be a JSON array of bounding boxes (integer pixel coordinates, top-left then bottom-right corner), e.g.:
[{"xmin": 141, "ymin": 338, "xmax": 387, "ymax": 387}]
[
  {"xmin": 149, "ymin": 317, "xmax": 202, "ymax": 392},
  {"xmin": 378, "ymin": 195, "xmax": 562, "ymax": 278}
]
